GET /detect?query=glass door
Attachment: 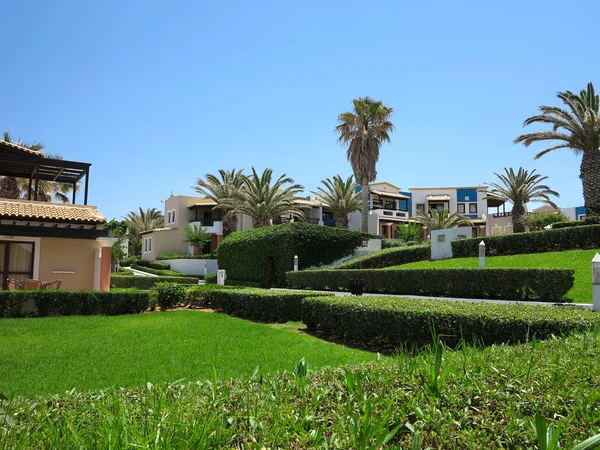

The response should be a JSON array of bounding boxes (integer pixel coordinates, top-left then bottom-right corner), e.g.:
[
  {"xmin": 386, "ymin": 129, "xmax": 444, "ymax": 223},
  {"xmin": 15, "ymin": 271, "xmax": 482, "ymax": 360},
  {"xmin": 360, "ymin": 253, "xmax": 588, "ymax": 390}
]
[{"xmin": 1, "ymin": 241, "xmax": 34, "ymax": 290}]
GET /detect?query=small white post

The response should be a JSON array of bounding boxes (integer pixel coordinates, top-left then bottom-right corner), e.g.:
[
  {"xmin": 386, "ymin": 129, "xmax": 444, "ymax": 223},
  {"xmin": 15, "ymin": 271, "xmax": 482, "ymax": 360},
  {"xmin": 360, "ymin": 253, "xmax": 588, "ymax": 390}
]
[
  {"xmin": 217, "ymin": 269, "xmax": 226, "ymax": 286},
  {"xmin": 293, "ymin": 255, "xmax": 299, "ymax": 272},
  {"xmin": 479, "ymin": 240, "xmax": 486, "ymax": 268},
  {"xmin": 592, "ymin": 254, "xmax": 600, "ymax": 311}
]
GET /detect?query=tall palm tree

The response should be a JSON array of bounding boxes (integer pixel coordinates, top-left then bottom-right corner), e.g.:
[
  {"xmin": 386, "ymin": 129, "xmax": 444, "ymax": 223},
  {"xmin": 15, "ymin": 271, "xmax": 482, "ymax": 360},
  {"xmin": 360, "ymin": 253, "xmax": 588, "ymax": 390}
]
[
  {"xmin": 487, "ymin": 168, "xmax": 560, "ymax": 233},
  {"xmin": 311, "ymin": 175, "xmax": 361, "ymax": 228},
  {"xmin": 413, "ymin": 208, "xmax": 471, "ymax": 230},
  {"xmin": 193, "ymin": 168, "xmax": 245, "ymax": 237},
  {"xmin": 514, "ymin": 82, "xmax": 600, "ymax": 215},
  {"xmin": 221, "ymin": 167, "xmax": 304, "ymax": 228},
  {"xmin": 335, "ymin": 97, "xmax": 395, "ymax": 232},
  {"xmin": 124, "ymin": 207, "xmax": 164, "ymax": 255}
]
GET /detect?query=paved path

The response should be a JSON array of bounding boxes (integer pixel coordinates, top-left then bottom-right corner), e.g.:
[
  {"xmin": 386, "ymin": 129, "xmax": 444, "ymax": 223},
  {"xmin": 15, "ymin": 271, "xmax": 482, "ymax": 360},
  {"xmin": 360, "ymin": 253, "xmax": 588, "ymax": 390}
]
[
  {"xmin": 121, "ymin": 267, "xmax": 157, "ymax": 277},
  {"xmin": 274, "ymin": 288, "xmax": 592, "ymax": 309}
]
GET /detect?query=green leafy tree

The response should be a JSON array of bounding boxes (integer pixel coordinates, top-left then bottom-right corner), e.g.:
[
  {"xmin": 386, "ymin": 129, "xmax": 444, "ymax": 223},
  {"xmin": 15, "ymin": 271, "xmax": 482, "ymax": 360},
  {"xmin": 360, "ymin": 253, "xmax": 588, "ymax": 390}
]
[
  {"xmin": 311, "ymin": 175, "xmax": 361, "ymax": 228},
  {"xmin": 414, "ymin": 208, "xmax": 471, "ymax": 231},
  {"xmin": 193, "ymin": 168, "xmax": 245, "ymax": 237},
  {"xmin": 396, "ymin": 223, "xmax": 424, "ymax": 243},
  {"xmin": 335, "ymin": 97, "xmax": 395, "ymax": 232},
  {"xmin": 221, "ymin": 167, "xmax": 304, "ymax": 228},
  {"xmin": 487, "ymin": 168, "xmax": 559, "ymax": 233},
  {"xmin": 106, "ymin": 219, "xmax": 128, "ymax": 264},
  {"xmin": 521, "ymin": 212, "xmax": 568, "ymax": 231},
  {"xmin": 125, "ymin": 207, "xmax": 164, "ymax": 255},
  {"xmin": 514, "ymin": 82, "xmax": 600, "ymax": 215},
  {"xmin": 182, "ymin": 223, "xmax": 212, "ymax": 255}
]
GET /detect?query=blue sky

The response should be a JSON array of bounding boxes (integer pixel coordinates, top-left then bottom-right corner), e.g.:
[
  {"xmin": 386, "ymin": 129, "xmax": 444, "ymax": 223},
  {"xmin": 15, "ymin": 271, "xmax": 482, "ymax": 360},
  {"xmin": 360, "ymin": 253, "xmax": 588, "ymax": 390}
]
[{"xmin": 2, "ymin": 0, "xmax": 598, "ymax": 220}]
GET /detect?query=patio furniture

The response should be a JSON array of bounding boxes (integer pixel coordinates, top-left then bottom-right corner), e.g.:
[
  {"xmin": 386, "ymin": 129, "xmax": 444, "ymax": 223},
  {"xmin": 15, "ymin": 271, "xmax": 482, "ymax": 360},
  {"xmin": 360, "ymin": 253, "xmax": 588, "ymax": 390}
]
[
  {"xmin": 7, "ymin": 279, "xmax": 25, "ymax": 290},
  {"xmin": 41, "ymin": 279, "xmax": 63, "ymax": 290},
  {"xmin": 24, "ymin": 279, "xmax": 42, "ymax": 290}
]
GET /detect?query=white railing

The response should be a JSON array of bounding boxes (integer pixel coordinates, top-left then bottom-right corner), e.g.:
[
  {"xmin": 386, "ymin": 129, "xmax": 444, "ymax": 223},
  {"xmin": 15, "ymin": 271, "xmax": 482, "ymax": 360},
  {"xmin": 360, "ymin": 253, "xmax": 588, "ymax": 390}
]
[
  {"xmin": 370, "ymin": 209, "xmax": 408, "ymax": 219},
  {"xmin": 189, "ymin": 220, "xmax": 223, "ymax": 234}
]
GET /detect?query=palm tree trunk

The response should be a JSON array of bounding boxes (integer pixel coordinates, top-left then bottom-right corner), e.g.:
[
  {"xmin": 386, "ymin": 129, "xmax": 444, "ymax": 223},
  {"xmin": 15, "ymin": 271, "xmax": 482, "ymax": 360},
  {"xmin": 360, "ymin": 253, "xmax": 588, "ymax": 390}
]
[
  {"xmin": 335, "ymin": 216, "xmax": 349, "ymax": 228},
  {"xmin": 581, "ymin": 150, "xmax": 600, "ymax": 216},
  {"xmin": 361, "ymin": 183, "xmax": 370, "ymax": 233},
  {"xmin": 512, "ymin": 202, "xmax": 526, "ymax": 233},
  {"xmin": 223, "ymin": 215, "xmax": 238, "ymax": 238}
]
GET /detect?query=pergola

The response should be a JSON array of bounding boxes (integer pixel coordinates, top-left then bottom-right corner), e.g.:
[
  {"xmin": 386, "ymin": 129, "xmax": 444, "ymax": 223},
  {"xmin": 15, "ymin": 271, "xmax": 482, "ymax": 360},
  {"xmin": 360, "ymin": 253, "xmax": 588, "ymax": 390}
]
[{"xmin": 0, "ymin": 140, "xmax": 91, "ymax": 205}]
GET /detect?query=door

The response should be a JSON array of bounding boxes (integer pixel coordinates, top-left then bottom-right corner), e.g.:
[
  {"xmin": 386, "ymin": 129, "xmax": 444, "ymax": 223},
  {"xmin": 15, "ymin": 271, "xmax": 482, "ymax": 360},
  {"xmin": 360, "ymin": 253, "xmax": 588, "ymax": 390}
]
[{"xmin": 1, "ymin": 241, "xmax": 35, "ymax": 290}]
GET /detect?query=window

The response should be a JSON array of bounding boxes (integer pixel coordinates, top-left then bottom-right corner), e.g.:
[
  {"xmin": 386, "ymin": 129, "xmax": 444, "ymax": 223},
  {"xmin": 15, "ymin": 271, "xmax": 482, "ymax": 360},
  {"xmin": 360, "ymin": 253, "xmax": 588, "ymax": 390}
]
[
  {"xmin": 457, "ymin": 203, "xmax": 466, "ymax": 214},
  {"xmin": 469, "ymin": 203, "xmax": 478, "ymax": 213},
  {"xmin": 172, "ymin": 210, "xmax": 176, "ymax": 223},
  {"xmin": 464, "ymin": 196, "xmax": 470, "ymax": 201},
  {"xmin": 0, "ymin": 241, "xmax": 35, "ymax": 290},
  {"xmin": 143, "ymin": 237, "xmax": 152, "ymax": 253},
  {"xmin": 148, "ymin": 238, "xmax": 152, "ymax": 252},
  {"xmin": 416, "ymin": 204, "xmax": 425, "ymax": 212},
  {"xmin": 167, "ymin": 211, "xmax": 171, "ymax": 224}
]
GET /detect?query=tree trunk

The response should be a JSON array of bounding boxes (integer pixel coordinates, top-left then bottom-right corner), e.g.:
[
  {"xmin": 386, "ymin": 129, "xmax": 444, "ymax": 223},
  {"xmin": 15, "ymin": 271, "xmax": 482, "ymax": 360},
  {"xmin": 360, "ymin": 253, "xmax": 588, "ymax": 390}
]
[
  {"xmin": 580, "ymin": 150, "xmax": 600, "ymax": 217},
  {"xmin": 361, "ymin": 183, "xmax": 370, "ymax": 233},
  {"xmin": 223, "ymin": 215, "xmax": 238, "ymax": 238},
  {"xmin": 0, "ymin": 177, "xmax": 20, "ymax": 199},
  {"xmin": 335, "ymin": 216, "xmax": 349, "ymax": 228},
  {"xmin": 512, "ymin": 202, "xmax": 525, "ymax": 233}
]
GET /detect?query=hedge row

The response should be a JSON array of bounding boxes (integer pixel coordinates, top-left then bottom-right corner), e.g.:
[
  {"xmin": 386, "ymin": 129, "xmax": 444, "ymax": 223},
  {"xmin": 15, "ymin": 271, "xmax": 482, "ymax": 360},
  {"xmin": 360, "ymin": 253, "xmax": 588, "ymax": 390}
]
[
  {"xmin": 0, "ymin": 290, "xmax": 149, "ymax": 318},
  {"xmin": 218, "ymin": 222, "xmax": 366, "ymax": 287},
  {"xmin": 111, "ymin": 275, "xmax": 199, "ymax": 289},
  {"xmin": 157, "ymin": 253, "xmax": 216, "ymax": 260},
  {"xmin": 130, "ymin": 264, "xmax": 200, "ymax": 279},
  {"xmin": 301, "ymin": 296, "xmax": 599, "ymax": 350},
  {"xmin": 287, "ymin": 268, "xmax": 574, "ymax": 301},
  {"xmin": 452, "ymin": 224, "xmax": 600, "ymax": 257},
  {"xmin": 334, "ymin": 244, "xmax": 430, "ymax": 269},
  {"xmin": 134, "ymin": 260, "xmax": 171, "ymax": 270}
]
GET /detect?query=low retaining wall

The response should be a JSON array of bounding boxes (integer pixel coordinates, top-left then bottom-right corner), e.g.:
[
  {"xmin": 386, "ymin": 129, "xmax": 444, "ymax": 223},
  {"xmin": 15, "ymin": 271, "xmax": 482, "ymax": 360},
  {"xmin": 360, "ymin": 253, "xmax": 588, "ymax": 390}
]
[{"xmin": 161, "ymin": 259, "xmax": 218, "ymax": 276}]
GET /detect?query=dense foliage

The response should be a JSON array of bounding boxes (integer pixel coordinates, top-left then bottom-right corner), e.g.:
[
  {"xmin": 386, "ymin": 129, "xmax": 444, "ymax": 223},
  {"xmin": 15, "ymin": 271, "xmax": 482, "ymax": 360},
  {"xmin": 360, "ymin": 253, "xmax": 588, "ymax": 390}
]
[
  {"xmin": 0, "ymin": 290, "xmax": 149, "ymax": 318},
  {"xmin": 521, "ymin": 212, "xmax": 567, "ymax": 231},
  {"xmin": 110, "ymin": 275, "xmax": 199, "ymax": 289},
  {"xmin": 552, "ymin": 216, "xmax": 600, "ymax": 229},
  {"xmin": 129, "ymin": 264, "xmax": 198, "ymax": 278},
  {"xmin": 302, "ymin": 296, "xmax": 599, "ymax": 350},
  {"xmin": 334, "ymin": 244, "xmax": 430, "ymax": 269},
  {"xmin": 287, "ymin": 268, "xmax": 574, "ymax": 301},
  {"xmin": 152, "ymin": 283, "xmax": 187, "ymax": 310},
  {"xmin": 204, "ymin": 273, "xmax": 217, "ymax": 284},
  {"xmin": 452, "ymin": 224, "xmax": 600, "ymax": 257},
  {"xmin": 134, "ymin": 260, "xmax": 171, "ymax": 270},
  {"xmin": 119, "ymin": 256, "xmax": 139, "ymax": 267},
  {"xmin": 157, "ymin": 253, "xmax": 216, "ymax": 260},
  {"xmin": 217, "ymin": 222, "xmax": 366, "ymax": 287}
]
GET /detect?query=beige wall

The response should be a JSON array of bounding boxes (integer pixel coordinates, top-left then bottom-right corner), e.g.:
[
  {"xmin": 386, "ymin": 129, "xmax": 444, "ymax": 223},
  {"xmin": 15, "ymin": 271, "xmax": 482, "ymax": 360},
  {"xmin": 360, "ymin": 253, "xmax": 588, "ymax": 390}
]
[
  {"xmin": 39, "ymin": 237, "xmax": 97, "ymax": 290},
  {"xmin": 141, "ymin": 229, "xmax": 188, "ymax": 261},
  {"xmin": 488, "ymin": 216, "xmax": 513, "ymax": 235}
]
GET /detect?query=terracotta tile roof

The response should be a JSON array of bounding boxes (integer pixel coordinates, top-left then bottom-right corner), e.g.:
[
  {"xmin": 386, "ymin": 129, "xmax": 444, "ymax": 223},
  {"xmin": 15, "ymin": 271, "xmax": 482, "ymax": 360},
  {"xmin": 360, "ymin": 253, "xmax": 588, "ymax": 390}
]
[
  {"xmin": 0, "ymin": 140, "xmax": 45, "ymax": 157},
  {"xmin": 189, "ymin": 198, "xmax": 218, "ymax": 207},
  {"xmin": 0, "ymin": 199, "xmax": 105, "ymax": 224},
  {"xmin": 293, "ymin": 198, "xmax": 323, "ymax": 207},
  {"xmin": 426, "ymin": 195, "xmax": 451, "ymax": 201},
  {"xmin": 468, "ymin": 218, "xmax": 487, "ymax": 225},
  {"xmin": 140, "ymin": 227, "xmax": 172, "ymax": 235}
]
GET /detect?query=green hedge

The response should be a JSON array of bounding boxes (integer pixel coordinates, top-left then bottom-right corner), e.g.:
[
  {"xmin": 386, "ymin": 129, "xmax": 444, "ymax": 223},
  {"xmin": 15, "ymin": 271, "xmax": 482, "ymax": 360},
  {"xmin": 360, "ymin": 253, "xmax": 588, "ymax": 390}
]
[
  {"xmin": 200, "ymin": 287, "xmax": 325, "ymax": 322},
  {"xmin": 157, "ymin": 253, "xmax": 217, "ymax": 260},
  {"xmin": 205, "ymin": 273, "xmax": 217, "ymax": 284},
  {"xmin": 134, "ymin": 260, "xmax": 171, "ymax": 270},
  {"xmin": 0, "ymin": 290, "xmax": 149, "ymax": 318},
  {"xmin": 111, "ymin": 275, "xmax": 199, "ymax": 289},
  {"xmin": 301, "ymin": 296, "xmax": 599, "ymax": 349},
  {"xmin": 218, "ymin": 222, "xmax": 366, "ymax": 287},
  {"xmin": 119, "ymin": 257, "xmax": 139, "ymax": 267},
  {"xmin": 452, "ymin": 224, "xmax": 600, "ymax": 257},
  {"xmin": 334, "ymin": 244, "xmax": 430, "ymax": 269},
  {"xmin": 287, "ymin": 268, "xmax": 574, "ymax": 301},
  {"xmin": 130, "ymin": 264, "xmax": 201, "ymax": 279}
]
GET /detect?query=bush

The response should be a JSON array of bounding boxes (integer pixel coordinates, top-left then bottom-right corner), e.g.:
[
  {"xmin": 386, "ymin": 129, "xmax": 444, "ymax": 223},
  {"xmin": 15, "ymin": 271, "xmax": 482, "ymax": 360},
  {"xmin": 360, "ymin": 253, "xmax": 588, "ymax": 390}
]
[
  {"xmin": 130, "ymin": 264, "xmax": 201, "ymax": 279},
  {"xmin": 302, "ymin": 295, "xmax": 599, "ymax": 350},
  {"xmin": 200, "ymin": 287, "xmax": 326, "ymax": 322},
  {"xmin": 153, "ymin": 283, "xmax": 187, "ymax": 310},
  {"xmin": 552, "ymin": 216, "xmax": 600, "ymax": 229},
  {"xmin": 381, "ymin": 238, "xmax": 403, "ymax": 249},
  {"xmin": 205, "ymin": 273, "xmax": 217, "ymax": 284},
  {"xmin": 452, "ymin": 224, "xmax": 600, "ymax": 258},
  {"xmin": 287, "ymin": 267, "xmax": 574, "ymax": 301},
  {"xmin": 0, "ymin": 290, "xmax": 149, "ymax": 318},
  {"xmin": 217, "ymin": 222, "xmax": 367, "ymax": 287},
  {"xmin": 334, "ymin": 244, "xmax": 430, "ymax": 269},
  {"xmin": 396, "ymin": 223, "xmax": 424, "ymax": 243},
  {"xmin": 186, "ymin": 284, "xmax": 245, "ymax": 308},
  {"xmin": 521, "ymin": 212, "xmax": 568, "ymax": 231},
  {"xmin": 111, "ymin": 275, "xmax": 199, "ymax": 289},
  {"xmin": 119, "ymin": 257, "xmax": 139, "ymax": 267},
  {"xmin": 157, "ymin": 252, "xmax": 217, "ymax": 260},
  {"xmin": 134, "ymin": 260, "xmax": 171, "ymax": 270}
]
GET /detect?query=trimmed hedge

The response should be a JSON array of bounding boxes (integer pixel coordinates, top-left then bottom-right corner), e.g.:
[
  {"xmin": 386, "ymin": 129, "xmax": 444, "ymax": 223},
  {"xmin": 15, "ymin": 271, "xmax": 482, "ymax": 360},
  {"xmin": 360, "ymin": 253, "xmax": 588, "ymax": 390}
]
[
  {"xmin": 157, "ymin": 253, "xmax": 216, "ymax": 260},
  {"xmin": 130, "ymin": 264, "xmax": 201, "ymax": 279},
  {"xmin": 287, "ymin": 268, "xmax": 575, "ymax": 301},
  {"xmin": 452, "ymin": 224, "xmax": 600, "ymax": 258},
  {"xmin": 186, "ymin": 284, "xmax": 245, "ymax": 308},
  {"xmin": 334, "ymin": 244, "xmax": 430, "ymax": 269},
  {"xmin": 205, "ymin": 273, "xmax": 217, "ymax": 284},
  {"xmin": 0, "ymin": 290, "xmax": 149, "ymax": 318},
  {"xmin": 201, "ymin": 287, "xmax": 326, "ymax": 322},
  {"xmin": 134, "ymin": 260, "xmax": 171, "ymax": 270},
  {"xmin": 217, "ymin": 222, "xmax": 367, "ymax": 287},
  {"xmin": 111, "ymin": 275, "xmax": 199, "ymax": 289},
  {"xmin": 301, "ymin": 295, "xmax": 599, "ymax": 349}
]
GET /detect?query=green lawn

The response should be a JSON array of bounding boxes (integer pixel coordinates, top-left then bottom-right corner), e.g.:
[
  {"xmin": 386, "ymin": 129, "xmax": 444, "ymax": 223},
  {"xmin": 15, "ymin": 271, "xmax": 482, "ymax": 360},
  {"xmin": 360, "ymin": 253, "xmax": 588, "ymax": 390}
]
[
  {"xmin": 391, "ymin": 248, "xmax": 599, "ymax": 303},
  {"xmin": 0, "ymin": 312, "xmax": 377, "ymax": 397}
]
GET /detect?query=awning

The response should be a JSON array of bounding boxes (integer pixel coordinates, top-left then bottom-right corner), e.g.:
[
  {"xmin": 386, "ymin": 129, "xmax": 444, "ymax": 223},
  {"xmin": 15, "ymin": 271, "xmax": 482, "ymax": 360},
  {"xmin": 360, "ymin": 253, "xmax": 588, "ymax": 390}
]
[
  {"xmin": 188, "ymin": 198, "xmax": 218, "ymax": 208},
  {"xmin": 483, "ymin": 194, "xmax": 506, "ymax": 208},
  {"xmin": 140, "ymin": 227, "xmax": 172, "ymax": 235},
  {"xmin": 293, "ymin": 198, "xmax": 323, "ymax": 207},
  {"xmin": 371, "ymin": 189, "xmax": 410, "ymax": 200},
  {"xmin": 427, "ymin": 195, "xmax": 451, "ymax": 202},
  {"xmin": 469, "ymin": 218, "xmax": 487, "ymax": 226}
]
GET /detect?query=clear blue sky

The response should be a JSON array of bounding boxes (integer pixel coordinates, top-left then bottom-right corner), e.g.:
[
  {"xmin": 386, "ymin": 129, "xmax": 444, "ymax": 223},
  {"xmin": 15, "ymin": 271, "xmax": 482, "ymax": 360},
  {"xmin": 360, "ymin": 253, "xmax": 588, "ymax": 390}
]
[{"xmin": 2, "ymin": 0, "xmax": 598, "ymax": 220}]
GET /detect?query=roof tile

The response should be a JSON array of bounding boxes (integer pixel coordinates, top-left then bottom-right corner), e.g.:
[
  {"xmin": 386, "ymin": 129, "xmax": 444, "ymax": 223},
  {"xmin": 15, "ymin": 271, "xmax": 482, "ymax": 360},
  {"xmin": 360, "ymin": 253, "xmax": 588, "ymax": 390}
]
[{"xmin": 0, "ymin": 199, "xmax": 105, "ymax": 224}]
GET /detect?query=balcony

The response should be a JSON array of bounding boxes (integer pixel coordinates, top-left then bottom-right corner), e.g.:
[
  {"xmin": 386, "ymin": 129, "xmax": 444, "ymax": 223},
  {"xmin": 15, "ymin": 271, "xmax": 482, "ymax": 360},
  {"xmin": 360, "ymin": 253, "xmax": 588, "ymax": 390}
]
[
  {"xmin": 371, "ymin": 207, "xmax": 409, "ymax": 220},
  {"xmin": 492, "ymin": 211, "xmax": 535, "ymax": 219},
  {"xmin": 189, "ymin": 220, "xmax": 223, "ymax": 234}
]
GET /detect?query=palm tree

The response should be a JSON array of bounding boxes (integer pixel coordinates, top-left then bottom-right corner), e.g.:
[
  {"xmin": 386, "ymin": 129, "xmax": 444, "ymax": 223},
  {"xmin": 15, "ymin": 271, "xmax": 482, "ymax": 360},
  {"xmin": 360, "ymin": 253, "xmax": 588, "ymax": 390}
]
[
  {"xmin": 335, "ymin": 97, "xmax": 395, "ymax": 232},
  {"xmin": 193, "ymin": 168, "xmax": 245, "ymax": 237},
  {"xmin": 487, "ymin": 168, "xmax": 560, "ymax": 233},
  {"xmin": 514, "ymin": 82, "xmax": 600, "ymax": 215},
  {"xmin": 1, "ymin": 131, "xmax": 44, "ymax": 200},
  {"xmin": 311, "ymin": 175, "xmax": 361, "ymax": 228},
  {"xmin": 413, "ymin": 208, "xmax": 471, "ymax": 231},
  {"xmin": 124, "ymin": 207, "xmax": 164, "ymax": 255},
  {"xmin": 221, "ymin": 167, "xmax": 304, "ymax": 228}
]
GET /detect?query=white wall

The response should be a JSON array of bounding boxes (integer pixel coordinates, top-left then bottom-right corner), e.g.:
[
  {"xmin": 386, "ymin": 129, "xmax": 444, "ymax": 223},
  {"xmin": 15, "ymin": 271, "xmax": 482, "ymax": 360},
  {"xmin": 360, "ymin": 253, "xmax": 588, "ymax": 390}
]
[
  {"xmin": 431, "ymin": 227, "xmax": 472, "ymax": 260},
  {"xmin": 161, "ymin": 259, "xmax": 218, "ymax": 276},
  {"xmin": 348, "ymin": 211, "xmax": 361, "ymax": 230}
]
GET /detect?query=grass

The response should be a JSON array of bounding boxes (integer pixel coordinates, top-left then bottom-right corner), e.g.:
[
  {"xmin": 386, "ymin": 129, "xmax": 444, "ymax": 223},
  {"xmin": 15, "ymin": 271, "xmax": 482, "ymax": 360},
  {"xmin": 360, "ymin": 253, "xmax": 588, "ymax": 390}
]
[
  {"xmin": 391, "ymin": 248, "xmax": 599, "ymax": 303},
  {"xmin": 0, "ymin": 311, "xmax": 377, "ymax": 397},
  {"xmin": 3, "ymin": 327, "xmax": 600, "ymax": 448}
]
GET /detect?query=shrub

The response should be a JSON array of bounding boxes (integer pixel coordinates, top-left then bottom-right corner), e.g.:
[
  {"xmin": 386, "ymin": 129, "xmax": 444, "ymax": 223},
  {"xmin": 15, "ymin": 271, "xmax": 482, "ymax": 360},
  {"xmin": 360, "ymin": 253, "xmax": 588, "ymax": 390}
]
[
  {"xmin": 186, "ymin": 284, "xmax": 245, "ymax": 308},
  {"xmin": 134, "ymin": 260, "xmax": 171, "ymax": 270},
  {"xmin": 521, "ymin": 212, "xmax": 568, "ymax": 231},
  {"xmin": 452, "ymin": 224, "xmax": 600, "ymax": 257},
  {"xmin": 111, "ymin": 275, "xmax": 199, "ymax": 289},
  {"xmin": 200, "ymin": 287, "xmax": 326, "ymax": 322},
  {"xmin": 302, "ymin": 295, "xmax": 599, "ymax": 350},
  {"xmin": 130, "ymin": 264, "xmax": 201, "ymax": 279},
  {"xmin": 157, "ymin": 253, "xmax": 216, "ymax": 260},
  {"xmin": 217, "ymin": 222, "xmax": 366, "ymax": 287},
  {"xmin": 381, "ymin": 238, "xmax": 403, "ymax": 249},
  {"xmin": 0, "ymin": 290, "xmax": 149, "ymax": 318},
  {"xmin": 396, "ymin": 223, "xmax": 424, "ymax": 243},
  {"xmin": 205, "ymin": 273, "xmax": 217, "ymax": 284},
  {"xmin": 287, "ymin": 268, "xmax": 574, "ymax": 301},
  {"xmin": 334, "ymin": 244, "xmax": 430, "ymax": 269},
  {"xmin": 552, "ymin": 216, "xmax": 600, "ymax": 229},
  {"xmin": 153, "ymin": 283, "xmax": 187, "ymax": 310},
  {"xmin": 119, "ymin": 257, "xmax": 139, "ymax": 267}
]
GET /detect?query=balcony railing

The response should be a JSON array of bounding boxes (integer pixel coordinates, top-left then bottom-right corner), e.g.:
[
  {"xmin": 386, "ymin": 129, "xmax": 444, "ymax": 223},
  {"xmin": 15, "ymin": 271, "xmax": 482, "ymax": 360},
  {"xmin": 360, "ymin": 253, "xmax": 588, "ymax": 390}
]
[
  {"xmin": 190, "ymin": 218, "xmax": 215, "ymax": 226},
  {"xmin": 371, "ymin": 208, "xmax": 408, "ymax": 218},
  {"xmin": 492, "ymin": 211, "xmax": 535, "ymax": 219},
  {"xmin": 189, "ymin": 220, "xmax": 223, "ymax": 234}
]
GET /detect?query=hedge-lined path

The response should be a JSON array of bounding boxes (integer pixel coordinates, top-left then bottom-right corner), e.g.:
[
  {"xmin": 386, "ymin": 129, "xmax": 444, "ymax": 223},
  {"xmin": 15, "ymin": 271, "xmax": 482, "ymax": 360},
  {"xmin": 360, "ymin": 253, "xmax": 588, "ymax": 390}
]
[{"xmin": 275, "ymin": 288, "xmax": 592, "ymax": 308}]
